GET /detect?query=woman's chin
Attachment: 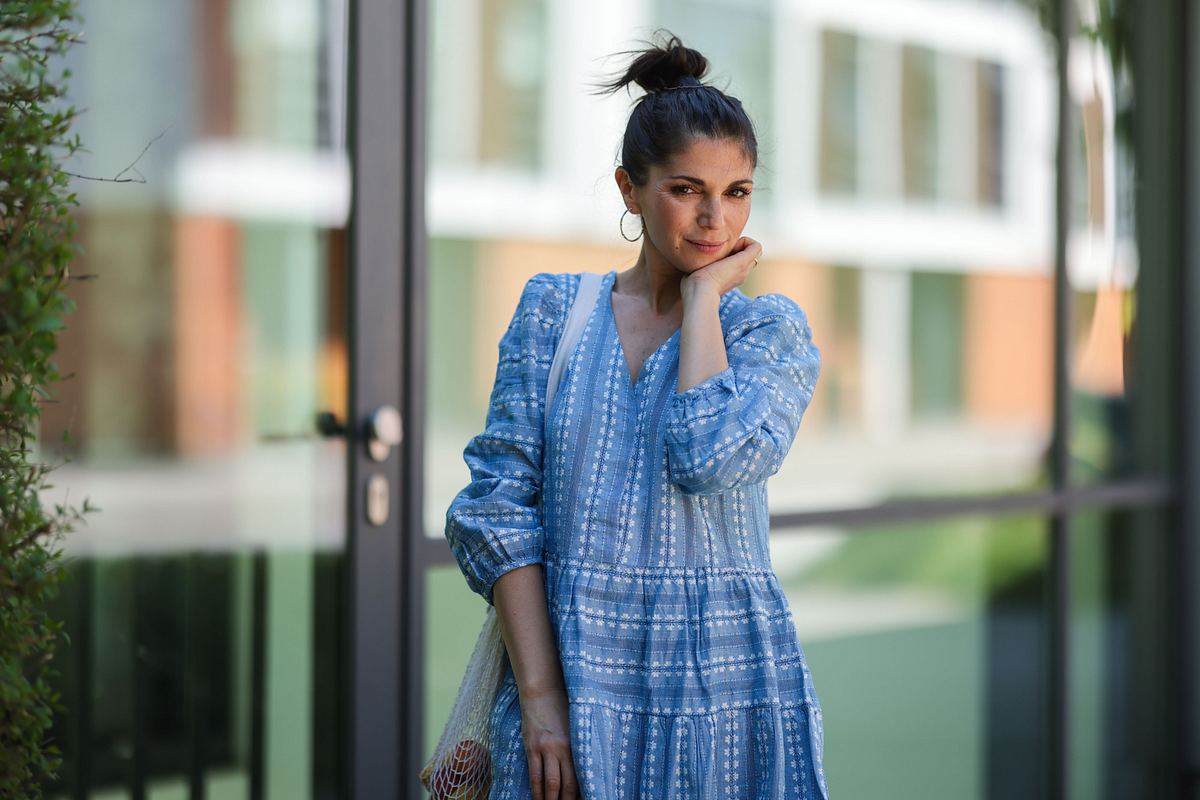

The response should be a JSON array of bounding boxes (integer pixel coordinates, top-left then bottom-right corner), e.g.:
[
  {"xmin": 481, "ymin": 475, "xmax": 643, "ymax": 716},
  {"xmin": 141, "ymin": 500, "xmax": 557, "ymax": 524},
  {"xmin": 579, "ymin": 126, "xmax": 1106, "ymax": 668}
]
[
  {"xmin": 659, "ymin": 250, "xmax": 721, "ymax": 274},
  {"xmin": 671, "ymin": 260, "xmax": 707, "ymax": 275},
  {"xmin": 685, "ymin": 254, "xmax": 724, "ymax": 271}
]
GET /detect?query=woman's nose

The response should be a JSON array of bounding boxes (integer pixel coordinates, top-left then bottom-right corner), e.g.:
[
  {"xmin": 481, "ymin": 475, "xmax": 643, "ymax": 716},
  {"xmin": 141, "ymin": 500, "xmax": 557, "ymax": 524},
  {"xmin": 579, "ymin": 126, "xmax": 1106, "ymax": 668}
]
[{"xmin": 698, "ymin": 199, "xmax": 725, "ymax": 229}]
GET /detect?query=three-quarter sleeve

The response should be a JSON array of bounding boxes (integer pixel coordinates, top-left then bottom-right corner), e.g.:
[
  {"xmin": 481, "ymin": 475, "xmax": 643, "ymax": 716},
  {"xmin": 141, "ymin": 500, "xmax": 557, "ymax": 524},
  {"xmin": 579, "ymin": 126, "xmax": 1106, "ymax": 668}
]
[
  {"xmin": 445, "ymin": 272, "xmax": 566, "ymax": 604},
  {"xmin": 664, "ymin": 293, "xmax": 821, "ymax": 496}
]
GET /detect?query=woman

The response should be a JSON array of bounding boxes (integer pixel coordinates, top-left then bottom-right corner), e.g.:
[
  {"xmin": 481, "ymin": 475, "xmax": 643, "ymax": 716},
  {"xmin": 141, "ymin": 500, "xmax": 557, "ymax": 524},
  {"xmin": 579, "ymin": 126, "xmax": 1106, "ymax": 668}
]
[{"xmin": 446, "ymin": 32, "xmax": 829, "ymax": 800}]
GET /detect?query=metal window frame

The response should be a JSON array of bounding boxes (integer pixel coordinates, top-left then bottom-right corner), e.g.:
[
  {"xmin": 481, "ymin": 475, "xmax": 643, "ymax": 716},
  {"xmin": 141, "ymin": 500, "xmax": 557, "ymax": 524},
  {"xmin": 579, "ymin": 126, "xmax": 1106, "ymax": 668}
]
[{"xmin": 1181, "ymin": 0, "xmax": 1200, "ymax": 792}]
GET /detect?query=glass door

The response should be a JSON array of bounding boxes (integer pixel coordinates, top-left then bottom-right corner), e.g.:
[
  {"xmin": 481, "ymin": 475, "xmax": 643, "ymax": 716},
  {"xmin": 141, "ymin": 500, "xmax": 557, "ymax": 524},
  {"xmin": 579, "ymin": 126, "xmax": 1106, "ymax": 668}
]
[{"xmin": 38, "ymin": 0, "xmax": 413, "ymax": 797}]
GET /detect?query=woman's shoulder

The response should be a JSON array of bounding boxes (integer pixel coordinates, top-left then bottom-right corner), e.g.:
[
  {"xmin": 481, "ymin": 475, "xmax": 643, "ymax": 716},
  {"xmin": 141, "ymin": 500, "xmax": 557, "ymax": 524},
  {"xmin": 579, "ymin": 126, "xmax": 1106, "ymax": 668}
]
[
  {"xmin": 507, "ymin": 272, "xmax": 597, "ymax": 349},
  {"xmin": 517, "ymin": 270, "xmax": 613, "ymax": 327},
  {"xmin": 511, "ymin": 272, "xmax": 576, "ymax": 325},
  {"xmin": 518, "ymin": 271, "xmax": 589, "ymax": 309}
]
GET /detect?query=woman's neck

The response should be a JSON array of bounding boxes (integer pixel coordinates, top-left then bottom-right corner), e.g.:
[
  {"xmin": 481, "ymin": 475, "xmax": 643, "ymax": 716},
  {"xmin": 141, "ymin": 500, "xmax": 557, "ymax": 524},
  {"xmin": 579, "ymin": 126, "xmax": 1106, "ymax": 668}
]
[{"xmin": 616, "ymin": 246, "xmax": 684, "ymax": 316}]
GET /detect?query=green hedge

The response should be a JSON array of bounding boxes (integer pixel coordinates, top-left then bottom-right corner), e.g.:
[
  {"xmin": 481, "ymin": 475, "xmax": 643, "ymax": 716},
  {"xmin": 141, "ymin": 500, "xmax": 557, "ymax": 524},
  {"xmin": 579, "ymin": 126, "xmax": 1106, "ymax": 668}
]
[{"xmin": 1, "ymin": 2, "xmax": 92, "ymax": 797}]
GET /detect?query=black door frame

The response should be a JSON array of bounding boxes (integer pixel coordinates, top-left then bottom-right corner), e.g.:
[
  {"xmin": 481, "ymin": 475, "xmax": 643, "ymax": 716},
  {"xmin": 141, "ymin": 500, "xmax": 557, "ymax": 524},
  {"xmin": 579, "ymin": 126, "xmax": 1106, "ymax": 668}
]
[{"xmin": 346, "ymin": 0, "xmax": 426, "ymax": 797}]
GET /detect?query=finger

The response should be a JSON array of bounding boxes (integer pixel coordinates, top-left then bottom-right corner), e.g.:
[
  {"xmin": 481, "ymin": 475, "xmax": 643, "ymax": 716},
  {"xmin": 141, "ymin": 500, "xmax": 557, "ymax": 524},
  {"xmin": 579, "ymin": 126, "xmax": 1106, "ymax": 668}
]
[
  {"xmin": 528, "ymin": 750, "xmax": 544, "ymax": 800},
  {"xmin": 561, "ymin": 753, "xmax": 580, "ymax": 799},
  {"xmin": 735, "ymin": 241, "xmax": 760, "ymax": 263},
  {"xmin": 544, "ymin": 753, "xmax": 562, "ymax": 800}
]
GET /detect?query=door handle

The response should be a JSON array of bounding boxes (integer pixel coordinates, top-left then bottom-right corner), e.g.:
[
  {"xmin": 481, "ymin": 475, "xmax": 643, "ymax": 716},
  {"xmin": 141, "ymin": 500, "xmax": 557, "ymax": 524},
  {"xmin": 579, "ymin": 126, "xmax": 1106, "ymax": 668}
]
[
  {"xmin": 314, "ymin": 407, "xmax": 401, "ymax": 526},
  {"xmin": 364, "ymin": 404, "xmax": 403, "ymax": 462},
  {"xmin": 315, "ymin": 411, "xmax": 348, "ymax": 438},
  {"xmin": 314, "ymin": 407, "xmax": 402, "ymax": 462}
]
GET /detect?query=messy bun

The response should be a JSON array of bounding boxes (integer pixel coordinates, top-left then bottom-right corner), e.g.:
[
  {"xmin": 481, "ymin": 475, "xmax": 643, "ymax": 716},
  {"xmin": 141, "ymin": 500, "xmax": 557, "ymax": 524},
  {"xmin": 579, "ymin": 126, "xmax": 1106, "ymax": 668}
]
[
  {"xmin": 593, "ymin": 30, "xmax": 757, "ymax": 186},
  {"xmin": 596, "ymin": 33, "xmax": 709, "ymax": 94}
]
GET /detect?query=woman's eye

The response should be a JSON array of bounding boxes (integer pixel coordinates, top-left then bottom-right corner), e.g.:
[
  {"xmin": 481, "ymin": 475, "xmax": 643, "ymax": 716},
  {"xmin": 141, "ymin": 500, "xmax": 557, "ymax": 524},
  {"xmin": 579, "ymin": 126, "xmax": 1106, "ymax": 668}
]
[
  {"xmin": 672, "ymin": 185, "xmax": 695, "ymax": 194},
  {"xmin": 730, "ymin": 188, "xmax": 751, "ymax": 198}
]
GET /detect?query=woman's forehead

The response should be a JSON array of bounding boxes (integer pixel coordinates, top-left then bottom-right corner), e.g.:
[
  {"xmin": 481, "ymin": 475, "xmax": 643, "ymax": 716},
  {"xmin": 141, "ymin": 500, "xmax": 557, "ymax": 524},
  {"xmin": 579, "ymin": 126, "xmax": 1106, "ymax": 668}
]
[{"xmin": 653, "ymin": 137, "xmax": 754, "ymax": 182}]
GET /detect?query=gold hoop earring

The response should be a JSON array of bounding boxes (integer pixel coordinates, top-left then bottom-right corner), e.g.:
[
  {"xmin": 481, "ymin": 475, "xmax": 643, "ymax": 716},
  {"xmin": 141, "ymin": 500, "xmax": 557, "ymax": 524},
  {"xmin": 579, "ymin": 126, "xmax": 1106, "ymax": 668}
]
[{"xmin": 619, "ymin": 208, "xmax": 643, "ymax": 242}]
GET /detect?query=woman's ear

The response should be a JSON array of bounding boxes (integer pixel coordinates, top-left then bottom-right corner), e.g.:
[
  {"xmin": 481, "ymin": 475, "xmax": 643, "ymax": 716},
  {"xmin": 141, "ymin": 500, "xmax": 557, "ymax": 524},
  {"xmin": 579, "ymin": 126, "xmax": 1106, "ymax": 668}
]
[{"xmin": 614, "ymin": 166, "xmax": 640, "ymax": 214}]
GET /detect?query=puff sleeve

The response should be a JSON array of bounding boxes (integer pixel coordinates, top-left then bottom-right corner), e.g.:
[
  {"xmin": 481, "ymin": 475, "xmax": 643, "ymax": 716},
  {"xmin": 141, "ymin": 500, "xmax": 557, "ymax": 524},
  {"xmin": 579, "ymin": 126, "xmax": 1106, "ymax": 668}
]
[
  {"xmin": 445, "ymin": 272, "xmax": 566, "ymax": 604},
  {"xmin": 664, "ymin": 293, "xmax": 821, "ymax": 496}
]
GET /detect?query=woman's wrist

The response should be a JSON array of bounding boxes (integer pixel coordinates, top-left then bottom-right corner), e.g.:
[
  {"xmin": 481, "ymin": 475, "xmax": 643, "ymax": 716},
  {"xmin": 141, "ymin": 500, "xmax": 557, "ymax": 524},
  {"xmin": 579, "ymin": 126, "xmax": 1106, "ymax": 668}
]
[
  {"xmin": 519, "ymin": 680, "xmax": 568, "ymax": 700},
  {"xmin": 680, "ymin": 278, "xmax": 722, "ymax": 308}
]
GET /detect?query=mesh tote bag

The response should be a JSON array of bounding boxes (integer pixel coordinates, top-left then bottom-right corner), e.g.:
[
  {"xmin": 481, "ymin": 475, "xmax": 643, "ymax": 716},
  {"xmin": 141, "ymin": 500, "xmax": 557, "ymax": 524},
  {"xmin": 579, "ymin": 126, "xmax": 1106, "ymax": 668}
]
[{"xmin": 421, "ymin": 272, "xmax": 602, "ymax": 799}]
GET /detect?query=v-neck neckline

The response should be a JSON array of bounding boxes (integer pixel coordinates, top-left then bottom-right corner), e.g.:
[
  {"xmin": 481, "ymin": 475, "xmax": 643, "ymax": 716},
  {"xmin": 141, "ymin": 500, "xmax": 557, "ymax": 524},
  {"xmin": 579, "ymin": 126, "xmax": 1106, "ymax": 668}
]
[{"xmin": 605, "ymin": 271, "xmax": 683, "ymax": 389}]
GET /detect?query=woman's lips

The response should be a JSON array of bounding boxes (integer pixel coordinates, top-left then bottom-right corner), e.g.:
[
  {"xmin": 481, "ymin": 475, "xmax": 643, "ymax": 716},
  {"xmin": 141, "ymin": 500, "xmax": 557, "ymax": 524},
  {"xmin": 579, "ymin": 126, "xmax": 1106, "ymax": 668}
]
[{"xmin": 687, "ymin": 239, "xmax": 724, "ymax": 254}]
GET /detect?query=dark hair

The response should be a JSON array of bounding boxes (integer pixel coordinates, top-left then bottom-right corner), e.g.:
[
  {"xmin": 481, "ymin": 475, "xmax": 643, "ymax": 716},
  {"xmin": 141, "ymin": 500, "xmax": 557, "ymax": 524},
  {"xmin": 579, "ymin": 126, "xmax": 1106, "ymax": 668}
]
[{"xmin": 593, "ymin": 30, "xmax": 758, "ymax": 186}]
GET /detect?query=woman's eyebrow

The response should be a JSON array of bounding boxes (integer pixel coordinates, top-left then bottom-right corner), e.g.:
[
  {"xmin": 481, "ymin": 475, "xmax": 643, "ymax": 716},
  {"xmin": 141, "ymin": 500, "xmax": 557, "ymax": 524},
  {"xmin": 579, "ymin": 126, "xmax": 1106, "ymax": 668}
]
[{"xmin": 666, "ymin": 174, "xmax": 754, "ymax": 187}]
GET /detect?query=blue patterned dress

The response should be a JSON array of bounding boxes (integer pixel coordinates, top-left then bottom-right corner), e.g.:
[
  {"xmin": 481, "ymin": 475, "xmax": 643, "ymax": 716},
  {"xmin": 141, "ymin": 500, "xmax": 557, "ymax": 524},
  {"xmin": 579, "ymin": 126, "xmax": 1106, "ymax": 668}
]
[{"xmin": 446, "ymin": 270, "xmax": 830, "ymax": 799}]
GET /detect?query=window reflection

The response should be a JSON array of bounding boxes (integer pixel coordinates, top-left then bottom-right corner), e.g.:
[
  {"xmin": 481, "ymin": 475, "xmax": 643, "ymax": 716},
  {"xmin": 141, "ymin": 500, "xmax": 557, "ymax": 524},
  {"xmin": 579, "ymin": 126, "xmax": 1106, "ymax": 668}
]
[
  {"xmin": 976, "ymin": 60, "xmax": 1007, "ymax": 207},
  {"xmin": 1068, "ymin": 507, "xmax": 1171, "ymax": 798},
  {"xmin": 1065, "ymin": 0, "xmax": 1145, "ymax": 485},
  {"xmin": 770, "ymin": 516, "xmax": 1050, "ymax": 798},
  {"xmin": 42, "ymin": 0, "xmax": 349, "ymax": 796},
  {"xmin": 479, "ymin": 0, "xmax": 547, "ymax": 168},
  {"xmin": 424, "ymin": 3, "xmax": 1061, "ymax": 530},
  {"xmin": 429, "ymin": 0, "xmax": 548, "ymax": 170},
  {"xmin": 901, "ymin": 44, "xmax": 939, "ymax": 201},
  {"xmin": 819, "ymin": 30, "xmax": 859, "ymax": 196}
]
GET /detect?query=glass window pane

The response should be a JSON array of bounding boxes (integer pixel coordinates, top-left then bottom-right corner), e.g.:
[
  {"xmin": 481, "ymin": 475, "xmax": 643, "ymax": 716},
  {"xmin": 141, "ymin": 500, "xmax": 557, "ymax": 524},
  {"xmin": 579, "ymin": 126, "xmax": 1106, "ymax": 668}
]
[
  {"xmin": 1065, "ymin": 0, "xmax": 1161, "ymax": 486},
  {"xmin": 911, "ymin": 271, "xmax": 966, "ymax": 416},
  {"xmin": 424, "ymin": 566, "xmax": 491, "ymax": 758},
  {"xmin": 478, "ymin": 0, "xmax": 547, "ymax": 169},
  {"xmin": 901, "ymin": 45, "xmax": 940, "ymax": 201},
  {"xmin": 746, "ymin": 260, "xmax": 1054, "ymax": 513},
  {"xmin": 39, "ymin": 0, "xmax": 350, "ymax": 795},
  {"xmin": 820, "ymin": 30, "xmax": 860, "ymax": 196},
  {"xmin": 429, "ymin": 0, "xmax": 548, "ymax": 170},
  {"xmin": 772, "ymin": 514, "xmax": 1051, "ymax": 798},
  {"xmin": 976, "ymin": 59, "xmax": 1007, "ymax": 208},
  {"xmin": 1068, "ymin": 506, "xmax": 1172, "ymax": 799}
]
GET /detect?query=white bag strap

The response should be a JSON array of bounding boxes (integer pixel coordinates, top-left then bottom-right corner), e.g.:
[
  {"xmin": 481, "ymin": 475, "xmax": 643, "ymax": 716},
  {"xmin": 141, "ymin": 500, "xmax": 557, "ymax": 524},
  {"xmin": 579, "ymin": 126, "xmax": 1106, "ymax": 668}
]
[{"xmin": 544, "ymin": 271, "xmax": 602, "ymax": 432}]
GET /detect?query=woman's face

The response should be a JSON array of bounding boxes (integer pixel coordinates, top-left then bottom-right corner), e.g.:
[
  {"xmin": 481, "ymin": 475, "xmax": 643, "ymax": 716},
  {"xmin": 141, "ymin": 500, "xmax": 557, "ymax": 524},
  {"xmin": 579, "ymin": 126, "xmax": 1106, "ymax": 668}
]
[{"xmin": 618, "ymin": 135, "xmax": 755, "ymax": 273}]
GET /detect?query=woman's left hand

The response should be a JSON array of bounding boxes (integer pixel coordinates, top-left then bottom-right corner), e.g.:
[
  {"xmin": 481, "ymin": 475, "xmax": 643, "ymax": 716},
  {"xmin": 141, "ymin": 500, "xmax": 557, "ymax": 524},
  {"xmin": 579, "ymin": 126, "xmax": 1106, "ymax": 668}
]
[{"xmin": 681, "ymin": 236, "xmax": 762, "ymax": 300}]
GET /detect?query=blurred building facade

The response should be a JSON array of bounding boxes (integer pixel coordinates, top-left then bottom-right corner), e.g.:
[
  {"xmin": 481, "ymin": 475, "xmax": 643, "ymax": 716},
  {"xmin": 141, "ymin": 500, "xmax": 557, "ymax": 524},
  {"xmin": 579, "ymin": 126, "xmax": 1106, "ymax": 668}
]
[{"xmin": 36, "ymin": 0, "xmax": 1196, "ymax": 798}]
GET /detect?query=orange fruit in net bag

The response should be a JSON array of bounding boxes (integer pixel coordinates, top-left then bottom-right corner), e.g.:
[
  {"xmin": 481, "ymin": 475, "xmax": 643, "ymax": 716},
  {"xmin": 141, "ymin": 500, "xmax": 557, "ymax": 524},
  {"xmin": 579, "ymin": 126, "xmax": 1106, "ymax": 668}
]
[{"xmin": 421, "ymin": 739, "xmax": 491, "ymax": 800}]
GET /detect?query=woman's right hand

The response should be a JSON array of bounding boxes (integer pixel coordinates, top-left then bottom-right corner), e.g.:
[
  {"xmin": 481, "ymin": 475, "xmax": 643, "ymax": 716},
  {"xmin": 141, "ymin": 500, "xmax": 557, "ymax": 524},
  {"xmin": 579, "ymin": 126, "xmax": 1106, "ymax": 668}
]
[
  {"xmin": 519, "ymin": 684, "xmax": 578, "ymax": 800},
  {"xmin": 681, "ymin": 235, "xmax": 762, "ymax": 300}
]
